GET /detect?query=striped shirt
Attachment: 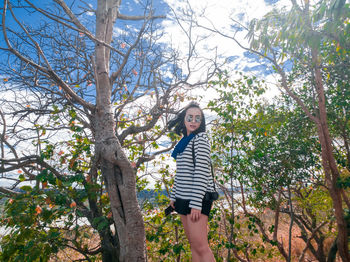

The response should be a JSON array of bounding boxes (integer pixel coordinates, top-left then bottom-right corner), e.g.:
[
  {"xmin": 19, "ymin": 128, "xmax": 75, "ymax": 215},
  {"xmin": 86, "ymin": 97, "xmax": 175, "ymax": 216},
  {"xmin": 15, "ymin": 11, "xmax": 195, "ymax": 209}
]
[{"xmin": 170, "ymin": 132, "xmax": 215, "ymax": 210}]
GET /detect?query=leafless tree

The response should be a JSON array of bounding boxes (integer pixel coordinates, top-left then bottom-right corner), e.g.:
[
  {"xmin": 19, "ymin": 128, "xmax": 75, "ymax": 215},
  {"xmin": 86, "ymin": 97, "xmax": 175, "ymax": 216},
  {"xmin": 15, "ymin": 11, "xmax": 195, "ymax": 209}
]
[{"xmin": 0, "ymin": 0, "xmax": 217, "ymax": 261}]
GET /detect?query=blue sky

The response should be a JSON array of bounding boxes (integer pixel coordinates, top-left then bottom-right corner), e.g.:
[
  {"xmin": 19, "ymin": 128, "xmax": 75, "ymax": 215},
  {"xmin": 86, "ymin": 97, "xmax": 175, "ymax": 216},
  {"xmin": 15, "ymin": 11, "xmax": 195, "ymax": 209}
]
[
  {"xmin": 0, "ymin": 0, "xmax": 291, "ymax": 189},
  {"xmin": 1, "ymin": 0, "xmax": 288, "ymax": 87}
]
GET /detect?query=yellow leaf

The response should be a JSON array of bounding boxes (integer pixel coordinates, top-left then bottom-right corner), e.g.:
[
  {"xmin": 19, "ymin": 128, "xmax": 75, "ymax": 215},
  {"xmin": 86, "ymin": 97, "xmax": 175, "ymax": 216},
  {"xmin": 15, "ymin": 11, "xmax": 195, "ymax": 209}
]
[
  {"xmin": 56, "ymin": 178, "xmax": 62, "ymax": 187},
  {"xmin": 336, "ymin": 44, "xmax": 340, "ymax": 52}
]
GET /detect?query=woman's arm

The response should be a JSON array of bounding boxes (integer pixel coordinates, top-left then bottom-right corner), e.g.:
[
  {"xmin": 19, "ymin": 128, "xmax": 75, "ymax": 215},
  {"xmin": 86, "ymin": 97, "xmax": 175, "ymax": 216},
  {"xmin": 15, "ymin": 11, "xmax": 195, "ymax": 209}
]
[{"xmin": 189, "ymin": 133, "xmax": 211, "ymax": 210}]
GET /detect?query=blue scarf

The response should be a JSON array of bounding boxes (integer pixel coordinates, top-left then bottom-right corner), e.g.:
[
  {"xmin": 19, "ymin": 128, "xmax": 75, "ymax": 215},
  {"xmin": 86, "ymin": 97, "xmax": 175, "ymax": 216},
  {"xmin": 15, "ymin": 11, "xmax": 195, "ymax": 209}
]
[{"xmin": 171, "ymin": 133, "xmax": 195, "ymax": 160}]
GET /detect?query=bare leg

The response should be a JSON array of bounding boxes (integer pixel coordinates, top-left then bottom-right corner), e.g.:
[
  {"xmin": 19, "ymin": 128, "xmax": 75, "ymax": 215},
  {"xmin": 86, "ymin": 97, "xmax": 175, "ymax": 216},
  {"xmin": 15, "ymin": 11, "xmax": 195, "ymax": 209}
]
[
  {"xmin": 180, "ymin": 215, "xmax": 200, "ymax": 261},
  {"xmin": 180, "ymin": 215, "xmax": 190, "ymax": 241},
  {"xmin": 186, "ymin": 214, "xmax": 215, "ymax": 262}
]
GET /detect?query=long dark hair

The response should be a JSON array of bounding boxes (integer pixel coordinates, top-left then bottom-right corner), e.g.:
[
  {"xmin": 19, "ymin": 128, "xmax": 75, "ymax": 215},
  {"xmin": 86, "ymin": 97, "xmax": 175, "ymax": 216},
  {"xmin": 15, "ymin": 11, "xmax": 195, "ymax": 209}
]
[{"xmin": 168, "ymin": 102, "xmax": 206, "ymax": 136}]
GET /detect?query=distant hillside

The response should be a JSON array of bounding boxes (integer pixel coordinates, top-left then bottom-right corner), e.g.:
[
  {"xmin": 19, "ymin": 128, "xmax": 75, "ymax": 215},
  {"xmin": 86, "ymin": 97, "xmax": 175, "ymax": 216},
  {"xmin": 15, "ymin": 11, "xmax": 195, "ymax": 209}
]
[{"xmin": 137, "ymin": 189, "xmax": 168, "ymax": 200}]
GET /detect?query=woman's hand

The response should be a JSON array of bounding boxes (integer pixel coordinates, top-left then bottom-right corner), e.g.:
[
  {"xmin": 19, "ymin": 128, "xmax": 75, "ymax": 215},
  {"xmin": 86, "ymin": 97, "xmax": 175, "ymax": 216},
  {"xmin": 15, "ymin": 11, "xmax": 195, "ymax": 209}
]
[
  {"xmin": 170, "ymin": 200, "xmax": 175, "ymax": 209},
  {"xmin": 190, "ymin": 208, "xmax": 201, "ymax": 222}
]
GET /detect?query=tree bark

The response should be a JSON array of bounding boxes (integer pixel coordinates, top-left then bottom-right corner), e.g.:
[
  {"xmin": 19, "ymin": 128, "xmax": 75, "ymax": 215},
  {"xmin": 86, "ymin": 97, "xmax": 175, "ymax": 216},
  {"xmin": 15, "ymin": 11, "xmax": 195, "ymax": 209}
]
[
  {"xmin": 92, "ymin": 108, "xmax": 145, "ymax": 262},
  {"xmin": 93, "ymin": 1, "xmax": 146, "ymax": 260},
  {"xmin": 101, "ymin": 157, "xmax": 145, "ymax": 261}
]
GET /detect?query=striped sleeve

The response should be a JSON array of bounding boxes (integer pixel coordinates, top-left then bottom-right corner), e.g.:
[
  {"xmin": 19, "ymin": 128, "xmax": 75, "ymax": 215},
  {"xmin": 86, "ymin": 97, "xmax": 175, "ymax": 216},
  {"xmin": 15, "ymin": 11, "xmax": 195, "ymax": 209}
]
[{"xmin": 189, "ymin": 133, "xmax": 211, "ymax": 210}]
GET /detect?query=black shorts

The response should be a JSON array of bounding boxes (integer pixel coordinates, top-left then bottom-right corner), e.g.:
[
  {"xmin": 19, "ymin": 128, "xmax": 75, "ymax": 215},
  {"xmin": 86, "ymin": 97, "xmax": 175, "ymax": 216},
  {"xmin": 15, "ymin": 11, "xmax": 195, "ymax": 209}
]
[{"xmin": 174, "ymin": 197, "xmax": 213, "ymax": 216}]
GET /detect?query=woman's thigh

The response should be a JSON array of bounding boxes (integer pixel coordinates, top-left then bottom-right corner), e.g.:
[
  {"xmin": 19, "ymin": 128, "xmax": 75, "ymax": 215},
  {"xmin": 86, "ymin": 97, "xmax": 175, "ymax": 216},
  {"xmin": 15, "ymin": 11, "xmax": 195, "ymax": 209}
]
[
  {"xmin": 185, "ymin": 214, "xmax": 209, "ymax": 245},
  {"xmin": 180, "ymin": 214, "xmax": 191, "ymax": 241}
]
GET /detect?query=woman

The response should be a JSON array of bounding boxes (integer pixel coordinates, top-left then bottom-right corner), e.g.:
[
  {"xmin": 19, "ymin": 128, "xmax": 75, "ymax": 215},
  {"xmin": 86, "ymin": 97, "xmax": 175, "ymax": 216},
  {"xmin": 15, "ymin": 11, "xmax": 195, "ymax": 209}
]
[{"xmin": 168, "ymin": 102, "xmax": 216, "ymax": 262}]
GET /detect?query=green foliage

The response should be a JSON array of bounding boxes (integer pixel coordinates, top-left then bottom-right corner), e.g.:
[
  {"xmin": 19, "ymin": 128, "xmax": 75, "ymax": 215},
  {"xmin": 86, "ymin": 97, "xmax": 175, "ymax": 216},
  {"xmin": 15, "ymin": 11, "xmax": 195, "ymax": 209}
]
[
  {"xmin": 205, "ymin": 70, "xmax": 334, "ymax": 260},
  {"xmin": 208, "ymin": 72, "xmax": 318, "ymax": 201},
  {"xmin": 295, "ymin": 184, "xmax": 333, "ymax": 222},
  {"xmin": 0, "ymin": 229, "xmax": 62, "ymax": 262},
  {"xmin": 145, "ymin": 211, "xmax": 192, "ymax": 261},
  {"xmin": 0, "ymin": 191, "xmax": 67, "ymax": 261}
]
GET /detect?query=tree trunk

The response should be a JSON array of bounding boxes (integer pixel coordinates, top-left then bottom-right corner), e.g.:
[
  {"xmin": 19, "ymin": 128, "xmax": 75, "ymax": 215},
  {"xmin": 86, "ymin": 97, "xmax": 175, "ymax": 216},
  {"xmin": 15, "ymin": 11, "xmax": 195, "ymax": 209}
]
[
  {"xmin": 102, "ymin": 157, "xmax": 146, "ymax": 261},
  {"xmin": 100, "ymin": 230, "xmax": 120, "ymax": 262},
  {"xmin": 93, "ymin": 112, "xmax": 146, "ymax": 261},
  {"xmin": 312, "ymin": 48, "xmax": 350, "ymax": 262},
  {"xmin": 93, "ymin": 1, "xmax": 146, "ymax": 260}
]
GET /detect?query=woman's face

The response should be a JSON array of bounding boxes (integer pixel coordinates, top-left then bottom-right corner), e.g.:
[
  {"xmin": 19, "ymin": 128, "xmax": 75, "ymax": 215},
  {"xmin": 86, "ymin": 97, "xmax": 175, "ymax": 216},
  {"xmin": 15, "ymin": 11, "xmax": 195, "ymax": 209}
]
[{"xmin": 184, "ymin": 107, "xmax": 202, "ymax": 135}]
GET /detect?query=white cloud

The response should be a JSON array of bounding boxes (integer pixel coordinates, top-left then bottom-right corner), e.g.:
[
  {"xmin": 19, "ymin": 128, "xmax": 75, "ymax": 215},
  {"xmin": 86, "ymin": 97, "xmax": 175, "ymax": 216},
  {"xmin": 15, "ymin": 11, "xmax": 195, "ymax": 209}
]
[{"xmin": 159, "ymin": 0, "xmax": 293, "ymax": 102}]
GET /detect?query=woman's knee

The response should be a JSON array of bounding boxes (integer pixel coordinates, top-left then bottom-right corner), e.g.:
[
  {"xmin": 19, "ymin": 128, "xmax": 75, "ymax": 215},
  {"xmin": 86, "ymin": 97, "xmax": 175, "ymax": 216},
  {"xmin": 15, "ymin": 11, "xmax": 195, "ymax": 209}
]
[{"xmin": 190, "ymin": 239, "xmax": 210, "ymax": 254}]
